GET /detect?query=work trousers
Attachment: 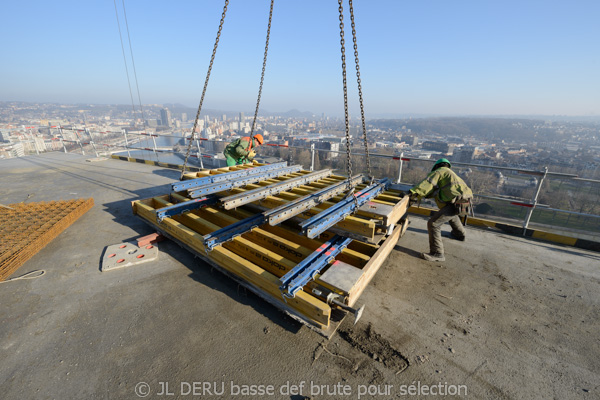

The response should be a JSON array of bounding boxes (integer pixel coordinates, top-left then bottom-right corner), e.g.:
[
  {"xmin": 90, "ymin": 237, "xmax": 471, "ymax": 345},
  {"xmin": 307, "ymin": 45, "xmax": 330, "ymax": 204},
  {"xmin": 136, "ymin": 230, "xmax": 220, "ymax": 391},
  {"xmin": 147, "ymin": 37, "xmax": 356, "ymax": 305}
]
[{"xmin": 427, "ymin": 204, "xmax": 466, "ymax": 255}]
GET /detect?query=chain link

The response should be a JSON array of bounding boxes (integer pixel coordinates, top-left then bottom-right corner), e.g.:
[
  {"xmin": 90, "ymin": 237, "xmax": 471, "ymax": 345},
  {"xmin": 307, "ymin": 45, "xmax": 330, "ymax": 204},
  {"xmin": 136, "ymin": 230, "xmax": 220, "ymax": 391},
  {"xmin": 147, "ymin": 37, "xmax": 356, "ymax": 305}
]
[
  {"xmin": 338, "ymin": 0, "xmax": 358, "ymax": 209},
  {"xmin": 250, "ymin": 0, "xmax": 274, "ymax": 138},
  {"xmin": 348, "ymin": 0, "xmax": 372, "ymax": 183},
  {"xmin": 180, "ymin": 0, "xmax": 229, "ymax": 180}
]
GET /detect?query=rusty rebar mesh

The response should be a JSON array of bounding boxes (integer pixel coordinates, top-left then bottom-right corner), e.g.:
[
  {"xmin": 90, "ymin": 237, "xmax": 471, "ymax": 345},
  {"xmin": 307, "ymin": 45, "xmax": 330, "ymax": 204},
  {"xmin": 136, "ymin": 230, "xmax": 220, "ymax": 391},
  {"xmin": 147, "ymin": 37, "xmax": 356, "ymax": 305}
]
[{"xmin": 0, "ymin": 198, "xmax": 94, "ymax": 281}]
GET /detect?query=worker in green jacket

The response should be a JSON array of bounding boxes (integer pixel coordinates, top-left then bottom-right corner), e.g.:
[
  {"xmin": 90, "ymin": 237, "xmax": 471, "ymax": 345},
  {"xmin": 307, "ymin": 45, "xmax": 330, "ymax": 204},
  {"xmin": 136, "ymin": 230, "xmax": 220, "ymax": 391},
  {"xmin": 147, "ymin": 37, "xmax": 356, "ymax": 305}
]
[
  {"xmin": 409, "ymin": 158, "xmax": 473, "ymax": 262},
  {"xmin": 223, "ymin": 134, "xmax": 264, "ymax": 167}
]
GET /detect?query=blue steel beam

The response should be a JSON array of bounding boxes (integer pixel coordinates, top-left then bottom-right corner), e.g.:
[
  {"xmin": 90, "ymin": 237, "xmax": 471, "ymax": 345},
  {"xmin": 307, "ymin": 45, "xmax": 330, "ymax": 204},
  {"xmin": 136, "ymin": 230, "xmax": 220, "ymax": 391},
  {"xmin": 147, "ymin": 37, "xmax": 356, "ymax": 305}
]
[
  {"xmin": 172, "ymin": 162, "xmax": 288, "ymax": 192},
  {"xmin": 266, "ymin": 174, "xmax": 364, "ymax": 225},
  {"xmin": 201, "ymin": 175, "xmax": 364, "ymax": 252},
  {"xmin": 187, "ymin": 165, "xmax": 303, "ymax": 198},
  {"xmin": 219, "ymin": 169, "xmax": 333, "ymax": 210},
  {"xmin": 203, "ymin": 214, "xmax": 265, "ymax": 251},
  {"xmin": 279, "ymin": 235, "xmax": 353, "ymax": 298},
  {"xmin": 299, "ymin": 178, "xmax": 391, "ymax": 239},
  {"xmin": 155, "ymin": 196, "xmax": 219, "ymax": 223}
]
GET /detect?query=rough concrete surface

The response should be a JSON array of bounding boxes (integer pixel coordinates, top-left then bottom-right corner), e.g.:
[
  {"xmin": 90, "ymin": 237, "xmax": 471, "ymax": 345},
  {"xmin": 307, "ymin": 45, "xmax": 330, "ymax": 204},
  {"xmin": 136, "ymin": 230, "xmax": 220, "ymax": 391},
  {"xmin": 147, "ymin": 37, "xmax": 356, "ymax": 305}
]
[{"xmin": 1, "ymin": 153, "xmax": 598, "ymax": 400}]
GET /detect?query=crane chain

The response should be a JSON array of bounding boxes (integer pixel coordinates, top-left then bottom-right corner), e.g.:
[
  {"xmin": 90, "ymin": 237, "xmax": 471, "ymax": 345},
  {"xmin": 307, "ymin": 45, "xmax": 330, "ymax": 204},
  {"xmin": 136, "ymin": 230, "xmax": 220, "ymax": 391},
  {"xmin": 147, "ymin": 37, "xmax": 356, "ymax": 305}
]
[
  {"xmin": 250, "ymin": 0, "xmax": 274, "ymax": 138},
  {"xmin": 180, "ymin": 0, "xmax": 229, "ymax": 180},
  {"xmin": 348, "ymin": 0, "xmax": 373, "ymax": 183},
  {"xmin": 338, "ymin": 0, "xmax": 358, "ymax": 209}
]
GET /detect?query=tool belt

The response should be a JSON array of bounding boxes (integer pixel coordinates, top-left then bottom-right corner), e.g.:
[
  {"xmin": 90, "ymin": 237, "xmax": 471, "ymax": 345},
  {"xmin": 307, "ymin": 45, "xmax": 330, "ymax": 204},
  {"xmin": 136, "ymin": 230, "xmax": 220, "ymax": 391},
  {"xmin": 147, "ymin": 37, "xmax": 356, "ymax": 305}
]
[{"xmin": 453, "ymin": 197, "xmax": 472, "ymax": 217}]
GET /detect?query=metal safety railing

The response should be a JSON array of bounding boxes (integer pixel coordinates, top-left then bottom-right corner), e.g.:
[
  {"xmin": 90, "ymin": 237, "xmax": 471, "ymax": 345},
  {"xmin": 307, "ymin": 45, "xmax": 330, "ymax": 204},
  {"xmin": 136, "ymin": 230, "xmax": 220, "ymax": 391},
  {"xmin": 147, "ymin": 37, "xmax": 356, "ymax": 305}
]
[{"xmin": 6, "ymin": 125, "xmax": 599, "ymax": 238}]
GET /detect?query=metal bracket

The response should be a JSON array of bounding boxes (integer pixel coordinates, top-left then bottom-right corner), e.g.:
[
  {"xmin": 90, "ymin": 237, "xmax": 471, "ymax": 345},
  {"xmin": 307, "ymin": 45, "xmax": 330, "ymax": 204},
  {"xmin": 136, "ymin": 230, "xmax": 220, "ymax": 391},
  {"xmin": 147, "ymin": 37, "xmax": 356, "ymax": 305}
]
[{"xmin": 312, "ymin": 289, "xmax": 365, "ymax": 325}]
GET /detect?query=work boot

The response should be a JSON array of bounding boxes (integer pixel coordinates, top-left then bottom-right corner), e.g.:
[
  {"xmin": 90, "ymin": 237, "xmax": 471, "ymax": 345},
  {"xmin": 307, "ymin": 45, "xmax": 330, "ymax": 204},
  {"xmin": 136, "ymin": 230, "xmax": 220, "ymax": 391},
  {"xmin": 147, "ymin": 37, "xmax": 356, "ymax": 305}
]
[
  {"xmin": 421, "ymin": 252, "xmax": 445, "ymax": 262},
  {"xmin": 450, "ymin": 231, "xmax": 466, "ymax": 241}
]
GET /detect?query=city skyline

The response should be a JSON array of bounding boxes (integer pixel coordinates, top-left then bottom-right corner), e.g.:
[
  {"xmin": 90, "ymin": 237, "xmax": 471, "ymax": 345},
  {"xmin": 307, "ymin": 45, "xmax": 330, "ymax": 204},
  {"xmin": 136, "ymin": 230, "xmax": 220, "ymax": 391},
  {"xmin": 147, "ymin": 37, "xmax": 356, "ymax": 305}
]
[{"xmin": 1, "ymin": 1, "xmax": 599, "ymax": 117}]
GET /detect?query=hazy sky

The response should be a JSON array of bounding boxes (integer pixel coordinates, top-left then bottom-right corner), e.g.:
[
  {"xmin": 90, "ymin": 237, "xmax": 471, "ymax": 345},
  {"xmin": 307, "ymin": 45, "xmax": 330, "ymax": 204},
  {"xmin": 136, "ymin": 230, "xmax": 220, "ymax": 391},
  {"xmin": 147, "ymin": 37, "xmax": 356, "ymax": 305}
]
[{"xmin": 1, "ymin": 0, "xmax": 599, "ymax": 116}]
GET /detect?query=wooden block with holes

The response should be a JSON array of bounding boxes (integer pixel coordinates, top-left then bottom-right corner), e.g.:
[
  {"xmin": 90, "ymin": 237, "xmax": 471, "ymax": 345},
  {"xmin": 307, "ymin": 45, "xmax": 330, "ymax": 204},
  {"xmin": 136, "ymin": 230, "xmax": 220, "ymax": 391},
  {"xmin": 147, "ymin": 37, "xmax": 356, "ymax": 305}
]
[{"xmin": 101, "ymin": 242, "xmax": 159, "ymax": 271}]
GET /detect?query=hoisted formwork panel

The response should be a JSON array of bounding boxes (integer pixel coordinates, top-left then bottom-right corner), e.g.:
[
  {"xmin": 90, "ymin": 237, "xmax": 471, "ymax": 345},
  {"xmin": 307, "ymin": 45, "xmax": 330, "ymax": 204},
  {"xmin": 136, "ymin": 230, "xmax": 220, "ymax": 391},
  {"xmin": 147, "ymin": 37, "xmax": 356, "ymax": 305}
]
[
  {"xmin": 132, "ymin": 165, "xmax": 409, "ymax": 335},
  {"xmin": 180, "ymin": 166, "xmax": 408, "ymax": 243}
]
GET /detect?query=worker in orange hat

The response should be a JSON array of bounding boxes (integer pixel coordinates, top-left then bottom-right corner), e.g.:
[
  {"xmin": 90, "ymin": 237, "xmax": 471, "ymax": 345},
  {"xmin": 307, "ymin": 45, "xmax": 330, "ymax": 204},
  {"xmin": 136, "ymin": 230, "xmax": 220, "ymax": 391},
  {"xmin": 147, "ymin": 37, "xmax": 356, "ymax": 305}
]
[{"xmin": 223, "ymin": 134, "xmax": 264, "ymax": 166}]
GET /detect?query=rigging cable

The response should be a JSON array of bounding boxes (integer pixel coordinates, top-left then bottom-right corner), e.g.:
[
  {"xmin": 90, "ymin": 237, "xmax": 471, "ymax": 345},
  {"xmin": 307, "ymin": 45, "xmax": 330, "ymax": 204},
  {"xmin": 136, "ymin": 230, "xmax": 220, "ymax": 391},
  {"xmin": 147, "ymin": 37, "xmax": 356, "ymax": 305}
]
[
  {"xmin": 337, "ymin": 0, "xmax": 358, "ymax": 209},
  {"xmin": 113, "ymin": 0, "xmax": 137, "ymax": 121},
  {"xmin": 121, "ymin": 0, "xmax": 146, "ymax": 127},
  {"xmin": 249, "ymin": 0, "xmax": 275, "ymax": 137},
  {"xmin": 181, "ymin": 0, "xmax": 230, "ymax": 180},
  {"xmin": 348, "ymin": 0, "xmax": 373, "ymax": 182}
]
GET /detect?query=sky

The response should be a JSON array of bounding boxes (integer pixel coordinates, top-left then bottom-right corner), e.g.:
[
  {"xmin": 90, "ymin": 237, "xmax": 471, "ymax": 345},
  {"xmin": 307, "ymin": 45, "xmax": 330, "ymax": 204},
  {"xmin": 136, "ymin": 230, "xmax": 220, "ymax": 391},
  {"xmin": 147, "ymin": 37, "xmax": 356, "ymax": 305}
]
[{"xmin": 1, "ymin": 0, "xmax": 599, "ymax": 117}]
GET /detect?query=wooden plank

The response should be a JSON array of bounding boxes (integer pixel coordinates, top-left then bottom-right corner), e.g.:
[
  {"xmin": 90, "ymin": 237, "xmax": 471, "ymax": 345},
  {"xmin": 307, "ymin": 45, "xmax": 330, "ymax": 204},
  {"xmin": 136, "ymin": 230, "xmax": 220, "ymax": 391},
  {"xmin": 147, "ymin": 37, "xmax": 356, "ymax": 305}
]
[
  {"xmin": 347, "ymin": 222, "xmax": 403, "ymax": 307},
  {"xmin": 386, "ymin": 195, "xmax": 409, "ymax": 227}
]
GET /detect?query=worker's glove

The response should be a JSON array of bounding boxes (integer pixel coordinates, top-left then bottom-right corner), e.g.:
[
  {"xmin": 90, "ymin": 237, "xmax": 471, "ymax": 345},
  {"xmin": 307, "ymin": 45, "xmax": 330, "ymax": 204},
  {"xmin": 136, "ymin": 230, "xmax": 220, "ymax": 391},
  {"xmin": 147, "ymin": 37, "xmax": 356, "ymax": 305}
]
[
  {"xmin": 408, "ymin": 192, "xmax": 419, "ymax": 206},
  {"xmin": 248, "ymin": 150, "xmax": 256, "ymax": 160}
]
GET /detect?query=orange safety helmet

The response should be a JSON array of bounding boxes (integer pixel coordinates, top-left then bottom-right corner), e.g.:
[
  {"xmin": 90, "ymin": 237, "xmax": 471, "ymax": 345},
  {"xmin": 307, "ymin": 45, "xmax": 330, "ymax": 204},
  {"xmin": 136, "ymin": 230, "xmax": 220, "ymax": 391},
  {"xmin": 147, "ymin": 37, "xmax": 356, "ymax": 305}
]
[{"xmin": 253, "ymin": 134, "xmax": 264, "ymax": 145}]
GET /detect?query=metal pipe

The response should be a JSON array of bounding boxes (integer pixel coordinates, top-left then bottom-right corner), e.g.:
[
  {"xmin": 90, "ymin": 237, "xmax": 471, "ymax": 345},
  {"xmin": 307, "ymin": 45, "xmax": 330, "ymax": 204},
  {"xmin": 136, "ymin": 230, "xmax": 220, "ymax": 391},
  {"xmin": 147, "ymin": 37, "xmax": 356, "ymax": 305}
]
[
  {"xmin": 195, "ymin": 139, "xmax": 204, "ymax": 169},
  {"xmin": 522, "ymin": 166, "xmax": 547, "ymax": 234},
  {"xmin": 151, "ymin": 135, "xmax": 160, "ymax": 161},
  {"xmin": 310, "ymin": 142, "xmax": 315, "ymax": 172},
  {"xmin": 537, "ymin": 207, "xmax": 600, "ymax": 218},
  {"xmin": 122, "ymin": 129, "xmax": 131, "ymax": 158},
  {"xmin": 85, "ymin": 128, "xmax": 100, "ymax": 158},
  {"xmin": 58, "ymin": 127, "xmax": 68, "ymax": 153},
  {"xmin": 397, "ymin": 151, "xmax": 404, "ymax": 183}
]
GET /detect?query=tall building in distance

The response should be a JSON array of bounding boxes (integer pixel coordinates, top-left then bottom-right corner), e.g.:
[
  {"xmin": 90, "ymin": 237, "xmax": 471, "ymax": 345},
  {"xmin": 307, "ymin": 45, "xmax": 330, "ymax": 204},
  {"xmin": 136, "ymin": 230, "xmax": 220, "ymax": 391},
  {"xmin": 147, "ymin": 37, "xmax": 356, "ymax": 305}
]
[
  {"xmin": 453, "ymin": 146, "xmax": 476, "ymax": 163},
  {"xmin": 160, "ymin": 108, "xmax": 171, "ymax": 128},
  {"xmin": 239, "ymin": 112, "xmax": 244, "ymax": 130}
]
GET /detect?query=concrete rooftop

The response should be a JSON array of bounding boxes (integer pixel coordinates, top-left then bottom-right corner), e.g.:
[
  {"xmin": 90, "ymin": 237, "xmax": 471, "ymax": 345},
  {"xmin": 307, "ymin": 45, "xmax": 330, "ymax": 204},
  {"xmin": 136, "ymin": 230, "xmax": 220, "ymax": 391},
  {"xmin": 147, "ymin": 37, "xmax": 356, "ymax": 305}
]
[{"xmin": 1, "ymin": 152, "xmax": 599, "ymax": 399}]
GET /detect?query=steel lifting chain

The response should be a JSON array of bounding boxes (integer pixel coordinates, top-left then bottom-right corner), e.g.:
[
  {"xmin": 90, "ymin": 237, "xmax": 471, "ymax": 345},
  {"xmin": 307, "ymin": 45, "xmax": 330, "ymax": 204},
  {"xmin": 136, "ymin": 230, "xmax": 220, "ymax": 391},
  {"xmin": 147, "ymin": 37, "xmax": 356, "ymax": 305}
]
[
  {"xmin": 180, "ymin": 0, "xmax": 229, "ymax": 180},
  {"xmin": 338, "ymin": 0, "xmax": 358, "ymax": 209},
  {"xmin": 250, "ymin": 0, "xmax": 274, "ymax": 137},
  {"xmin": 348, "ymin": 0, "xmax": 372, "ymax": 183}
]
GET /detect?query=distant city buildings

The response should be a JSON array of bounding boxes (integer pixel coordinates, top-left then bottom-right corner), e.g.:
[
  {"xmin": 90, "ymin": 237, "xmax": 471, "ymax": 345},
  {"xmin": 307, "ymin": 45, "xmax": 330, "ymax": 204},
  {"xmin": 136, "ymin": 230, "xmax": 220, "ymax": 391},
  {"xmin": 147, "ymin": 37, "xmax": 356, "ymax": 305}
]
[
  {"xmin": 160, "ymin": 108, "xmax": 171, "ymax": 128},
  {"xmin": 452, "ymin": 145, "xmax": 476, "ymax": 163},
  {"xmin": 402, "ymin": 135, "xmax": 418, "ymax": 146},
  {"xmin": 422, "ymin": 140, "xmax": 456, "ymax": 154}
]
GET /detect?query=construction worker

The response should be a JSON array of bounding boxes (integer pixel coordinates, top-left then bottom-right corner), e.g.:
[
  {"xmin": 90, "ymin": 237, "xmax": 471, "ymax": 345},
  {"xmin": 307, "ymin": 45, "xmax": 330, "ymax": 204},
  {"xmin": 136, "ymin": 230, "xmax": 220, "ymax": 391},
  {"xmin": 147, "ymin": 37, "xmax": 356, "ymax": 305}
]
[
  {"xmin": 223, "ymin": 134, "xmax": 264, "ymax": 167},
  {"xmin": 409, "ymin": 158, "xmax": 473, "ymax": 262}
]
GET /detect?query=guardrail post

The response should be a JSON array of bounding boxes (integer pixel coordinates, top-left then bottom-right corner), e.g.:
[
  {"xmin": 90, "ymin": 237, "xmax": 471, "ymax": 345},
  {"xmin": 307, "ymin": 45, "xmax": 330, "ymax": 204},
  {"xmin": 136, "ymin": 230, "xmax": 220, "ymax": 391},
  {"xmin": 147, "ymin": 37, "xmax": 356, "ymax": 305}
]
[
  {"xmin": 151, "ymin": 134, "xmax": 159, "ymax": 161},
  {"xmin": 73, "ymin": 130, "xmax": 85, "ymax": 155},
  {"xmin": 85, "ymin": 128, "xmax": 99, "ymax": 158},
  {"xmin": 396, "ymin": 152, "xmax": 404, "ymax": 184},
  {"xmin": 122, "ymin": 129, "xmax": 131, "ymax": 157},
  {"xmin": 58, "ymin": 127, "xmax": 68, "ymax": 153},
  {"xmin": 195, "ymin": 139, "xmax": 204, "ymax": 169},
  {"xmin": 522, "ymin": 166, "xmax": 547, "ymax": 234},
  {"xmin": 310, "ymin": 143, "xmax": 315, "ymax": 172}
]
